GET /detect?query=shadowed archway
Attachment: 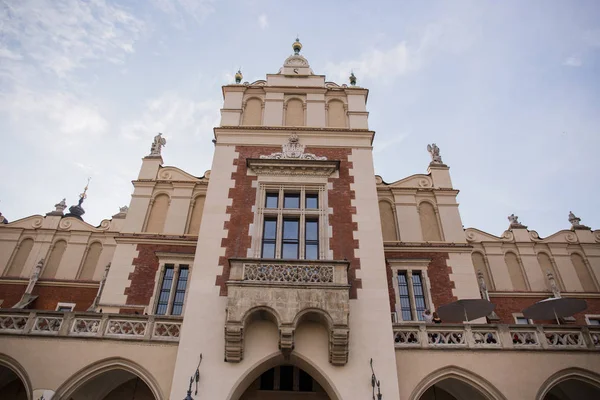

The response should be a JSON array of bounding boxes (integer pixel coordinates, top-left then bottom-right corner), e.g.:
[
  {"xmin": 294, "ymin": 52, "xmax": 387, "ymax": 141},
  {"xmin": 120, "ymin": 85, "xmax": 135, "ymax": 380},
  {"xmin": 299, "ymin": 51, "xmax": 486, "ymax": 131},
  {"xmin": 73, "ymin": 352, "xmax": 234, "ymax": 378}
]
[
  {"xmin": 411, "ymin": 366, "xmax": 507, "ymax": 400},
  {"xmin": 0, "ymin": 354, "xmax": 31, "ymax": 400},
  {"xmin": 538, "ymin": 368, "xmax": 600, "ymax": 400}
]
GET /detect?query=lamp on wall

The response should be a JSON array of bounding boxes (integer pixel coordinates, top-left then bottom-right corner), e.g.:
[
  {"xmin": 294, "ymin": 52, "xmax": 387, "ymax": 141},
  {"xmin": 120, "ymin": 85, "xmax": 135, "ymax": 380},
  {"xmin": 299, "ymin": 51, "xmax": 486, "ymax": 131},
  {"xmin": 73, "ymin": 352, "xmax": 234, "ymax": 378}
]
[
  {"xmin": 370, "ymin": 358, "xmax": 382, "ymax": 400},
  {"xmin": 183, "ymin": 354, "xmax": 203, "ymax": 400}
]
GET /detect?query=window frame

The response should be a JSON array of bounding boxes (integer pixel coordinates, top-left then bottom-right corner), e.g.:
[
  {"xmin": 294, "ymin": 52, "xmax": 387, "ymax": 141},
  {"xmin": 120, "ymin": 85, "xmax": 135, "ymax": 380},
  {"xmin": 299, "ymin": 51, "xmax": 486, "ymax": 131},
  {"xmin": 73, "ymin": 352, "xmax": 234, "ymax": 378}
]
[
  {"xmin": 253, "ymin": 184, "xmax": 328, "ymax": 260},
  {"xmin": 513, "ymin": 313, "xmax": 532, "ymax": 325},
  {"xmin": 56, "ymin": 302, "xmax": 76, "ymax": 312},
  {"xmin": 389, "ymin": 259, "xmax": 434, "ymax": 323},
  {"xmin": 585, "ymin": 314, "xmax": 600, "ymax": 326},
  {"xmin": 150, "ymin": 253, "xmax": 194, "ymax": 316}
]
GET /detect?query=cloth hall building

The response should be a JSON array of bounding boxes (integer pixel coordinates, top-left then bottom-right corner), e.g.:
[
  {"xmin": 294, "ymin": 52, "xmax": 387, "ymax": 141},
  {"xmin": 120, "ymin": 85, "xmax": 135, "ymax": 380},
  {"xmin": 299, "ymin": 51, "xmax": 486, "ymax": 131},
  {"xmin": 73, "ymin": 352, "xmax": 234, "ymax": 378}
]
[{"xmin": 0, "ymin": 40, "xmax": 599, "ymax": 400}]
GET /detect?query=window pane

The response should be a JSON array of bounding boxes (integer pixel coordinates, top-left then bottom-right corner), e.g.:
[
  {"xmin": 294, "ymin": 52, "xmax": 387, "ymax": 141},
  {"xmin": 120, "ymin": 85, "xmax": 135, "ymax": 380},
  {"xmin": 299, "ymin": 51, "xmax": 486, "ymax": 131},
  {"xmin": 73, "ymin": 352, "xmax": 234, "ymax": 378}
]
[
  {"xmin": 305, "ymin": 245, "xmax": 318, "ymax": 260},
  {"xmin": 265, "ymin": 193, "xmax": 278, "ymax": 208},
  {"xmin": 172, "ymin": 267, "xmax": 189, "ymax": 316},
  {"xmin": 299, "ymin": 369, "xmax": 313, "ymax": 392},
  {"xmin": 397, "ymin": 272, "xmax": 413, "ymax": 321},
  {"xmin": 262, "ymin": 242, "xmax": 275, "ymax": 258},
  {"xmin": 412, "ymin": 272, "xmax": 426, "ymax": 321},
  {"xmin": 305, "ymin": 220, "xmax": 318, "ymax": 241},
  {"xmin": 260, "ymin": 368, "xmax": 275, "ymax": 390},
  {"xmin": 282, "ymin": 243, "xmax": 299, "ymax": 259},
  {"xmin": 588, "ymin": 319, "xmax": 600, "ymax": 326},
  {"xmin": 283, "ymin": 219, "xmax": 299, "ymax": 240},
  {"xmin": 305, "ymin": 193, "xmax": 318, "ymax": 209},
  {"xmin": 305, "ymin": 219, "xmax": 319, "ymax": 260},
  {"xmin": 516, "ymin": 317, "xmax": 529, "ymax": 325},
  {"xmin": 283, "ymin": 193, "xmax": 300, "ymax": 209},
  {"xmin": 263, "ymin": 219, "xmax": 277, "ymax": 239},
  {"xmin": 280, "ymin": 366, "xmax": 294, "ymax": 391},
  {"xmin": 156, "ymin": 266, "xmax": 174, "ymax": 315}
]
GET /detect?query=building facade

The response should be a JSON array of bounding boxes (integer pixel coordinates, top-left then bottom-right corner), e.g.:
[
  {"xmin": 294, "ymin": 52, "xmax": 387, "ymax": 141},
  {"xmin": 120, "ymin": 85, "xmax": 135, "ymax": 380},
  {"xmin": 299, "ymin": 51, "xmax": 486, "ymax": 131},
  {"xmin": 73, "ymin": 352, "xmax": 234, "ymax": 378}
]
[{"xmin": 0, "ymin": 40, "xmax": 599, "ymax": 400}]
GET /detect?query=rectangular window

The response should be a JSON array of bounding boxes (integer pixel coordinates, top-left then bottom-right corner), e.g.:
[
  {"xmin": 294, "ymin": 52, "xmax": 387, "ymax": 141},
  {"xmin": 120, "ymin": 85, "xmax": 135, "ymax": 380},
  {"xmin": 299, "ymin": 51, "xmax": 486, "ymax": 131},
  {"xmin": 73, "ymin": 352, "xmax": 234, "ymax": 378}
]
[
  {"xmin": 305, "ymin": 219, "xmax": 319, "ymax": 260},
  {"xmin": 262, "ymin": 218, "xmax": 277, "ymax": 258},
  {"xmin": 283, "ymin": 193, "xmax": 300, "ymax": 209},
  {"xmin": 305, "ymin": 193, "xmax": 318, "ymax": 209},
  {"xmin": 56, "ymin": 302, "xmax": 76, "ymax": 312},
  {"xmin": 171, "ymin": 266, "xmax": 189, "ymax": 316},
  {"xmin": 156, "ymin": 265, "xmax": 174, "ymax": 315},
  {"xmin": 397, "ymin": 272, "xmax": 413, "ymax": 321},
  {"xmin": 265, "ymin": 193, "xmax": 279, "ymax": 208},
  {"xmin": 514, "ymin": 315, "xmax": 531, "ymax": 325},
  {"xmin": 412, "ymin": 272, "xmax": 427, "ymax": 321},
  {"xmin": 282, "ymin": 218, "xmax": 300, "ymax": 259}
]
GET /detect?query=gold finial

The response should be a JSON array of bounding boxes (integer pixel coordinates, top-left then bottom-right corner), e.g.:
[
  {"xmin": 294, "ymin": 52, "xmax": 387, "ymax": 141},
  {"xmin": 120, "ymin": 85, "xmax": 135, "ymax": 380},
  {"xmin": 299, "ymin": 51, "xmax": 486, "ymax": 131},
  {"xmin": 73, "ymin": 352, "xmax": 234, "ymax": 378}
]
[
  {"xmin": 292, "ymin": 37, "xmax": 302, "ymax": 55},
  {"xmin": 234, "ymin": 68, "xmax": 243, "ymax": 84},
  {"xmin": 349, "ymin": 71, "xmax": 357, "ymax": 86},
  {"xmin": 78, "ymin": 177, "xmax": 91, "ymax": 206}
]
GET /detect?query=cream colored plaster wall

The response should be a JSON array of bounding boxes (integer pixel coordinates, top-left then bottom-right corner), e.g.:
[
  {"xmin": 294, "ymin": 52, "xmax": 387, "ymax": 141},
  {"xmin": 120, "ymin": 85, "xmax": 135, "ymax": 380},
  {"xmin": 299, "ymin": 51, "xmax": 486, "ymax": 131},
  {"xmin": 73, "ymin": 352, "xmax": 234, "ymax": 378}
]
[
  {"xmin": 0, "ymin": 234, "xmax": 19, "ymax": 275},
  {"xmin": 306, "ymin": 94, "xmax": 325, "ymax": 127},
  {"xmin": 55, "ymin": 233, "xmax": 90, "ymax": 279},
  {"xmin": 434, "ymin": 194, "xmax": 465, "ymax": 243},
  {"xmin": 100, "ymin": 243, "xmax": 139, "ymax": 308},
  {"xmin": 163, "ymin": 184, "xmax": 194, "ymax": 235},
  {"xmin": 484, "ymin": 244, "xmax": 513, "ymax": 291},
  {"xmin": 395, "ymin": 349, "xmax": 600, "ymax": 400},
  {"xmin": 137, "ymin": 157, "xmax": 162, "ymax": 180},
  {"xmin": 447, "ymin": 252, "xmax": 482, "ymax": 303},
  {"xmin": 263, "ymin": 93, "xmax": 284, "ymax": 126},
  {"xmin": 519, "ymin": 247, "xmax": 547, "ymax": 291},
  {"xmin": 0, "ymin": 336, "xmax": 177, "ymax": 400},
  {"xmin": 427, "ymin": 166, "xmax": 453, "ymax": 189},
  {"xmin": 224, "ymin": 89, "xmax": 244, "ymax": 110},
  {"xmin": 553, "ymin": 252, "xmax": 584, "ymax": 292},
  {"xmin": 394, "ymin": 192, "xmax": 423, "ymax": 242},
  {"xmin": 123, "ymin": 184, "xmax": 154, "ymax": 233}
]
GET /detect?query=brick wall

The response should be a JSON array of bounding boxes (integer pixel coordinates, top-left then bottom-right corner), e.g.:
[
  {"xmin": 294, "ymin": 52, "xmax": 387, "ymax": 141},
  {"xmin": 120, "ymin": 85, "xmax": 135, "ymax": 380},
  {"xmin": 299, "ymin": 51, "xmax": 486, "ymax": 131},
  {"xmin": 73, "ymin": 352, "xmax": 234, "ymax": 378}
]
[
  {"xmin": 490, "ymin": 295, "xmax": 600, "ymax": 325},
  {"xmin": 215, "ymin": 146, "xmax": 362, "ymax": 298},
  {"xmin": 0, "ymin": 281, "xmax": 97, "ymax": 311},
  {"xmin": 125, "ymin": 243, "xmax": 196, "ymax": 309},
  {"xmin": 384, "ymin": 251, "xmax": 455, "ymax": 313}
]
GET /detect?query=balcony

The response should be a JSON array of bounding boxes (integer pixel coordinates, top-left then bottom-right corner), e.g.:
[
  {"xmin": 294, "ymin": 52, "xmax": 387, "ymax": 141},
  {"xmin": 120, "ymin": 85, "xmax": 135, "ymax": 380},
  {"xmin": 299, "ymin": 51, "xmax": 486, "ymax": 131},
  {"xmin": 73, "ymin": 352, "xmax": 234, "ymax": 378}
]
[
  {"xmin": 0, "ymin": 310, "xmax": 182, "ymax": 342},
  {"xmin": 393, "ymin": 323, "xmax": 600, "ymax": 351},
  {"xmin": 225, "ymin": 258, "xmax": 350, "ymax": 365}
]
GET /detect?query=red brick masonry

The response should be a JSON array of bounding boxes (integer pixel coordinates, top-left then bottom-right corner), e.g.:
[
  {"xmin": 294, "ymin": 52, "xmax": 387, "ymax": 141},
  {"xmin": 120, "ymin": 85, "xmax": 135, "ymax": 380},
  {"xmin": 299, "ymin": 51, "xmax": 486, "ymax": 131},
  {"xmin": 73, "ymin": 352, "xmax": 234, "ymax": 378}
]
[
  {"xmin": 215, "ymin": 146, "xmax": 362, "ymax": 298},
  {"xmin": 0, "ymin": 281, "xmax": 97, "ymax": 311}
]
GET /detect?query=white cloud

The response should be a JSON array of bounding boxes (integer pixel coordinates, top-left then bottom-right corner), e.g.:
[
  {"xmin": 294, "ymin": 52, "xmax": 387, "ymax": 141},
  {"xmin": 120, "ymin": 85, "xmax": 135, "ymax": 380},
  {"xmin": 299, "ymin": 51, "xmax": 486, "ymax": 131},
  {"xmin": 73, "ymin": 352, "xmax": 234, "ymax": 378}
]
[
  {"xmin": 258, "ymin": 14, "xmax": 268, "ymax": 30},
  {"xmin": 563, "ymin": 56, "xmax": 582, "ymax": 67},
  {"xmin": 151, "ymin": 0, "xmax": 216, "ymax": 27}
]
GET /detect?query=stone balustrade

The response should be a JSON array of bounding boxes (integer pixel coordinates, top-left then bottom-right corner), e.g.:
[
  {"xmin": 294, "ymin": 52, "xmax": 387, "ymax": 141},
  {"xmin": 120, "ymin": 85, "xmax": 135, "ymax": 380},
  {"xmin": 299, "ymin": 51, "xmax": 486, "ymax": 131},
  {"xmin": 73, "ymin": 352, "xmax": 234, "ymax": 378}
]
[
  {"xmin": 0, "ymin": 310, "xmax": 182, "ymax": 342},
  {"xmin": 393, "ymin": 323, "xmax": 600, "ymax": 351}
]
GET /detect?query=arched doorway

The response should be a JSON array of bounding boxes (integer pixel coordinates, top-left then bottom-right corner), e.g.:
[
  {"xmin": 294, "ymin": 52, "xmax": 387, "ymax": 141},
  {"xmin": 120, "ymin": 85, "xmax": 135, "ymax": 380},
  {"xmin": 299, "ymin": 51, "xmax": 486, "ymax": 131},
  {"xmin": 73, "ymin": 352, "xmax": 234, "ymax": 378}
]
[
  {"xmin": 54, "ymin": 358, "xmax": 163, "ymax": 400},
  {"xmin": 227, "ymin": 353, "xmax": 341, "ymax": 400},
  {"xmin": 411, "ymin": 367, "xmax": 506, "ymax": 400},
  {"xmin": 0, "ymin": 364, "xmax": 28, "ymax": 400},
  {"xmin": 543, "ymin": 378, "xmax": 600, "ymax": 400},
  {"xmin": 419, "ymin": 378, "xmax": 491, "ymax": 400}
]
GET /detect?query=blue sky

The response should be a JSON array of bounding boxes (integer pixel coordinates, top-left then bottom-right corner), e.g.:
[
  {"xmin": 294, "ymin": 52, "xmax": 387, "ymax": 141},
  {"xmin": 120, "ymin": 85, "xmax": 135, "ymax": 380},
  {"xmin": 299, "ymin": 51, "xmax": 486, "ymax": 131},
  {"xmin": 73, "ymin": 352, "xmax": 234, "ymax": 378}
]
[{"xmin": 1, "ymin": 0, "xmax": 599, "ymax": 236}]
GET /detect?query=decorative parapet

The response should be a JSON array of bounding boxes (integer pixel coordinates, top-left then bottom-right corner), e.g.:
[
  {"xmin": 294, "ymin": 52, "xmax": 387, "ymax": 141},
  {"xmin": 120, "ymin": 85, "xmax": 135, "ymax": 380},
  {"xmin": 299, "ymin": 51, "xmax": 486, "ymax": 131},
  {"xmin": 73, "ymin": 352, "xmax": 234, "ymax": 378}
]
[
  {"xmin": 0, "ymin": 310, "xmax": 182, "ymax": 343},
  {"xmin": 393, "ymin": 323, "xmax": 599, "ymax": 351},
  {"xmin": 225, "ymin": 258, "xmax": 350, "ymax": 365}
]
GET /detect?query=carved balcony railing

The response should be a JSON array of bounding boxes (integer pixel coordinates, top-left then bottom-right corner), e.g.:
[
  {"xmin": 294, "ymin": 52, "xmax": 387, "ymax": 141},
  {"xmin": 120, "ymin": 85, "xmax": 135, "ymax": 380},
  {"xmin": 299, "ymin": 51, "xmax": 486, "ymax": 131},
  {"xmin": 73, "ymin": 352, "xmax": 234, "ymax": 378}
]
[
  {"xmin": 225, "ymin": 258, "xmax": 351, "ymax": 365},
  {"xmin": 0, "ymin": 310, "xmax": 182, "ymax": 342},
  {"xmin": 393, "ymin": 323, "xmax": 600, "ymax": 351}
]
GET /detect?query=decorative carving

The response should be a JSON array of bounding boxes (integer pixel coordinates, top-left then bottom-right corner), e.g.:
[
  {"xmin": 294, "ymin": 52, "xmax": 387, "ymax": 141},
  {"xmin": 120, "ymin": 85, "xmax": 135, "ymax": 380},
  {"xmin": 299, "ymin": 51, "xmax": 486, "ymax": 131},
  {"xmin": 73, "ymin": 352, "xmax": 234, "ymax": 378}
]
[
  {"xmin": 472, "ymin": 330, "xmax": 499, "ymax": 346},
  {"xmin": 427, "ymin": 143, "xmax": 444, "ymax": 165},
  {"xmin": 418, "ymin": 178, "xmax": 432, "ymax": 188},
  {"xmin": 394, "ymin": 330, "xmax": 420, "ymax": 345},
  {"xmin": 98, "ymin": 220, "xmax": 111, "ymax": 230},
  {"xmin": 159, "ymin": 170, "xmax": 172, "ymax": 180},
  {"xmin": 72, "ymin": 318, "xmax": 101, "ymax": 335},
  {"xmin": 33, "ymin": 316, "xmax": 63, "ymax": 333},
  {"xmin": 25, "ymin": 259, "xmax": 44, "ymax": 295},
  {"xmin": 465, "ymin": 231, "xmax": 477, "ymax": 242},
  {"xmin": 32, "ymin": 217, "xmax": 43, "ymax": 228},
  {"xmin": 0, "ymin": 315, "xmax": 28, "ymax": 332},
  {"xmin": 501, "ymin": 230, "xmax": 514, "ymax": 241},
  {"xmin": 428, "ymin": 330, "xmax": 465, "ymax": 345},
  {"xmin": 106, "ymin": 320, "xmax": 147, "ymax": 337},
  {"xmin": 529, "ymin": 231, "xmax": 541, "ymax": 240},
  {"xmin": 243, "ymin": 263, "xmax": 334, "ymax": 283},
  {"xmin": 565, "ymin": 232, "xmax": 578, "ymax": 243},
  {"xmin": 507, "ymin": 214, "xmax": 527, "ymax": 229},
  {"xmin": 477, "ymin": 270, "xmax": 500, "ymax": 321},
  {"xmin": 569, "ymin": 211, "xmax": 591, "ymax": 230},
  {"xmin": 547, "ymin": 270, "xmax": 561, "ymax": 299},
  {"xmin": 545, "ymin": 331, "xmax": 584, "ymax": 348},
  {"xmin": 59, "ymin": 219, "xmax": 72, "ymax": 230},
  {"xmin": 153, "ymin": 322, "xmax": 181, "ymax": 339},
  {"xmin": 595, "ymin": 231, "xmax": 600, "ymax": 243},
  {"xmin": 149, "ymin": 133, "xmax": 166, "ymax": 157},
  {"xmin": 510, "ymin": 330, "xmax": 538, "ymax": 346},
  {"xmin": 279, "ymin": 326, "xmax": 295, "ymax": 359},
  {"xmin": 224, "ymin": 325, "xmax": 244, "ymax": 362},
  {"xmin": 330, "ymin": 328, "xmax": 349, "ymax": 365},
  {"xmin": 261, "ymin": 133, "xmax": 326, "ymax": 160},
  {"xmin": 247, "ymin": 159, "xmax": 338, "ymax": 177}
]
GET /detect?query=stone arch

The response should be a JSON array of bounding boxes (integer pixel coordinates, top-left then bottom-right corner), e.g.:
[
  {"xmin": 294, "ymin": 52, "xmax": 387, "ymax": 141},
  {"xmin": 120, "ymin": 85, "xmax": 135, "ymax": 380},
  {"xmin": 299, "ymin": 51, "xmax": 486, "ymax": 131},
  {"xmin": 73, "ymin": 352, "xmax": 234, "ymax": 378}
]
[
  {"xmin": 569, "ymin": 252, "xmax": 598, "ymax": 292},
  {"xmin": 242, "ymin": 97, "xmax": 263, "ymax": 125},
  {"xmin": 537, "ymin": 367, "xmax": 600, "ymax": 400},
  {"xmin": 418, "ymin": 200, "xmax": 443, "ymax": 241},
  {"xmin": 326, "ymin": 99, "xmax": 347, "ymax": 127},
  {"xmin": 145, "ymin": 193, "xmax": 170, "ymax": 233},
  {"xmin": 0, "ymin": 353, "xmax": 32, "ymax": 400},
  {"xmin": 42, "ymin": 239, "xmax": 67, "ymax": 279},
  {"xmin": 186, "ymin": 194, "xmax": 206, "ymax": 235},
  {"xmin": 471, "ymin": 251, "xmax": 494, "ymax": 291},
  {"xmin": 293, "ymin": 308, "xmax": 334, "ymax": 331},
  {"xmin": 226, "ymin": 351, "xmax": 342, "ymax": 400},
  {"xmin": 53, "ymin": 357, "xmax": 164, "ymax": 400},
  {"xmin": 285, "ymin": 98, "xmax": 305, "ymax": 126},
  {"xmin": 410, "ymin": 365, "xmax": 507, "ymax": 400},
  {"xmin": 78, "ymin": 241, "xmax": 103, "ymax": 280},
  {"xmin": 5, "ymin": 238, "xmax": 34, "ymax": 277},
  {"xmin": 242, "ymin": 305, "xmax": 282, "ymax": 328},
  {"xmin": 379, "ymin": 200, "xmax": 399, "ymax": 241},
  {"xmin": 504, "ymin": 251, "xmax": 528, "ymax": 291}
]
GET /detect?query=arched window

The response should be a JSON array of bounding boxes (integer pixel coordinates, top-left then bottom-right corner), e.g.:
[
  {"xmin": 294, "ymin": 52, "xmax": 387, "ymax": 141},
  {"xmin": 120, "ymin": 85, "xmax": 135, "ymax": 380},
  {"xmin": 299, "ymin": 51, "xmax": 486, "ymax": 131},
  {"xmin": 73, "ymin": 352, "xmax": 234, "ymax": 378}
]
[
  {"xmin": 327, "ymin": 100, "xmax": 346, "ymax": 127},
  {"xmin": 419, "ymin": 202, "xmax": 442, "ymax": 241},
  {"xmin": 472, "ymin": 252, "xmax": 494, "ymax": 290},
  {"xmin": 378, "ymin": 201, "xmax": 398, "ymax": 241},
  {"xmin": 42, "ymin": 240, "xmax": 67, "ymax": 279},
  {"xmin": 145, "ymin": 194, "xmax": 170, "ymax": 233},
  {"xmin": 537, "ymin": 252, "xmax": 563, "ymax": 291},
  {"xmin": 186, "ymin": 196, "xmax": 206, "ymax": 235},
  {"xmin": 78, "ymin": 242, "xmax": 102, "ymax": 280},
  {"xmin": 505, "ymin": 252, "xmax": 527, "ymax": 291},
  {"xmin": 5, "ymin": 238, "xmax": 34, "ymax": 277},
  {"xmin": 242, "ymin": 98, "xmax": 262, "ymax": 125},
  {"xmin": 285, "ymin": 99, "xmax": 304, "ymax": 126},
  {"xmin": 570, "ymin": 253, "xmax": 597, "ymax": 292}
]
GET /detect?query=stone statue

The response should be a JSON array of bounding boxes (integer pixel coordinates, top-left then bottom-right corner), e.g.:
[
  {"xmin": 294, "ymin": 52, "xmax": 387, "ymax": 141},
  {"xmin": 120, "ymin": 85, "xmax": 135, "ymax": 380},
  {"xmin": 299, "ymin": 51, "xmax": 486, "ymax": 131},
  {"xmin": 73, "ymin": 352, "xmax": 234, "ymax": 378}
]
[
  {"xmin": 568, "ymin": 211, "xmax": 590, "ymax": 230},
  {"xmin": 508, "ymin": 213, "xmax": 527, "ymax": 229},
  {"xmin": 477, "ymin": 270, "xmax": 500, "ymax": 321},
  {"xmin": 427, "ymin": 143, "xmax": 443, "ymax": 164},
  {"xmin": 150, "ymin": 133, "xmax": 167, "ymax": 156},
  {"xmin": 547, "ymin": 270, "xmax": 561, "ymax": 299},
  {"xmin": 119, "ymin": 205, "xmax": 129, "ymax": 214},
  {"xmin": 55, "ymin": 198, "xmax": 67, "ymax": 213},
  {"xmin": 25, "ymin": 258, "xmax": 44, "ymax": 295}
]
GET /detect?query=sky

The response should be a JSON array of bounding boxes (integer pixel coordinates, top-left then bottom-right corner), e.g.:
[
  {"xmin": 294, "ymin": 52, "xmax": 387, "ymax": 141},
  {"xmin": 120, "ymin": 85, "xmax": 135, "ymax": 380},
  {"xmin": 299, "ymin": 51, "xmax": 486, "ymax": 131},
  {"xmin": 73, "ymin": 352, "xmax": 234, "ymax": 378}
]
[{"xmin": 1, "ymin": 0, "xmax": 599, "ymax": 237}]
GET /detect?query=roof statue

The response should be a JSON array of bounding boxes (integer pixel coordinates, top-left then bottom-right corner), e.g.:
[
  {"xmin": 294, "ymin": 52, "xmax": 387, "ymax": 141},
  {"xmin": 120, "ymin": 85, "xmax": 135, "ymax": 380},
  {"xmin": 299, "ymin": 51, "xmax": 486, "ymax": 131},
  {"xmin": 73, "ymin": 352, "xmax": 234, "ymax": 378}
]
[
  {"xmin": 0, "ymin": 212, "xmax": 8, "ymax": 224},
  {"xmin": 64, "ymin": 178, "xmax": 90, "ymax": 220},
  {"xmin": 235, "ymin": 69, "xmax": 243, "ymax": 84},
  {"xmin": 47, "ymin": 198, "xmax": 68, "ymax": 216},
  {"xmin": 507, "ymin": 213, "xmax": 527, "ymax": 229},
  {"xmin": 349, "ymin": 72, "xmax": 357, "ymax": 86},
  {"xmin": 426, "ymin": 143, "xmax": 444, "ymax": 165},
  {"xmin": 292, "ymin": 37, "xmax": 302, "ymax": 55},
  {"xmin": 568, "ymin": 211, "xmax": 591, "ymax": 230},
  {"xmin": 112, "ymin": 205, "xmax": 129, "ymax": 219},
  {"xmin": 260, "ymin": 133, "xmax": 327, "ymax": 161},
  {"xmin": 149, "ymin": 133, "xmax": 167, "ymax": 157}
]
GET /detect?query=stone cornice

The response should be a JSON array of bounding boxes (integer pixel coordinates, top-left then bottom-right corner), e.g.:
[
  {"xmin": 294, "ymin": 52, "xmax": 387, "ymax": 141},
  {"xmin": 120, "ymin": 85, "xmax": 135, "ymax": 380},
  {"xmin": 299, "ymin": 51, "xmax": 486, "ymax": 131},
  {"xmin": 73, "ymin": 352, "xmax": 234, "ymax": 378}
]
[
  {"xmin": 216, "ymin": 125, "xmax": 373, "ymax": 134},
  {"xmin": 0, "ymin": 278, "xmax": 99, "ymax": 288},
  {"xmin": 384, "ymin": 242, "xmax": 472, "ymax": 252},
  {"xmin": 247, "ymin": 158, "xmax": 339, "ymax": 177},
  {"xmin": 116, "ymin": 234, "xmax": 198, "ymax": 246},
  {"xmin": 489, "ymin": 291, "xmax": 600, "ymax": 298}
]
